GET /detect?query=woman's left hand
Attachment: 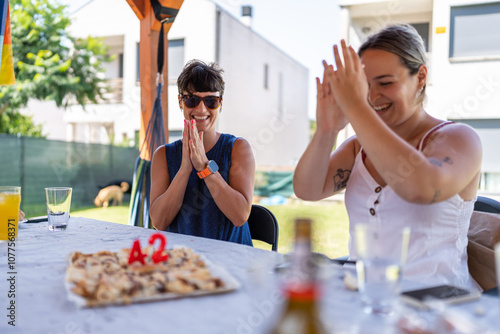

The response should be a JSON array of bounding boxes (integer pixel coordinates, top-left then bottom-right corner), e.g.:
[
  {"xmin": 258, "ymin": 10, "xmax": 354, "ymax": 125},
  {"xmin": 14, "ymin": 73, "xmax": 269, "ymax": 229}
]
[
  {"xmin": 316, "ymin": 61, "xmax": 349, "ymax": 134},
  {"xmin": 325, "ymin": 40, "xmax": 369, "ymax": 113},
  {"xmin": 188, "ymin": 120, "xmax": 208, "ymax": 171}
]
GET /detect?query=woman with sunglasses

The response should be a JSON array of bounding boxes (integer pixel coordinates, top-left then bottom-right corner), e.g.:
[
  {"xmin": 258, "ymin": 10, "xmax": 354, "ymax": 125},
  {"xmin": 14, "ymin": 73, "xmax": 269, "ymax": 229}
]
[
  {"xmin": 293, "ymin": 24, "xmax": 482, "ymax": 290},
  {"xmin": 150, "ymin": 60, "xmax": 255, "ymax": 245}
]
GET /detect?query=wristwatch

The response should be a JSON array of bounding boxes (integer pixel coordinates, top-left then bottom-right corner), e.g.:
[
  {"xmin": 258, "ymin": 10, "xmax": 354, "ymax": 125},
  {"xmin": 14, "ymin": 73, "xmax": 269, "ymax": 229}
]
[{"xmin": 197, "ymin": 160, "xmax": 219, "ymax": 179}]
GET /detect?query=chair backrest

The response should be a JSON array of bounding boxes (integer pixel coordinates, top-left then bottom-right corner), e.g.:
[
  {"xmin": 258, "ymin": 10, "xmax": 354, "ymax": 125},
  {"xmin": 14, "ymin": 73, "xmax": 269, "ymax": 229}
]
[
  {"xmin": 467, "ymin": 196, "xmax": 500, "ymax": 291},
  {"xmin": 474, "ymin": 196, "xmax": 500, "ymax": 214},
  {"xmin": 247, "ymin": 204, "xmax": 279, "ymax": 251}
]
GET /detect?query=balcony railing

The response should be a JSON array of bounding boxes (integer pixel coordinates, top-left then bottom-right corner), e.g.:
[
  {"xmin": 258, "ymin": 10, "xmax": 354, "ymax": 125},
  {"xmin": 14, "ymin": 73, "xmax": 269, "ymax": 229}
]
[{"xmin": 67, "ymin": 78, "xmax": 123, "ymax": 105}]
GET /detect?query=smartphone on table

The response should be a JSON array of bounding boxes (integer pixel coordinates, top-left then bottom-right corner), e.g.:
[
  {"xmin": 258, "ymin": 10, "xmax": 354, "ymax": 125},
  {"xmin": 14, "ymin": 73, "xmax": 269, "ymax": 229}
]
[{"xmin": 400, "ymin": 284, "xmax": 482, "ymax": 309}]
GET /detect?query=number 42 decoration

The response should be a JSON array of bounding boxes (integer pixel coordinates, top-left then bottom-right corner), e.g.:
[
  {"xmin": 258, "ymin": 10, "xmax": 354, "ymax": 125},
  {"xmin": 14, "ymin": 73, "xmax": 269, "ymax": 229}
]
[{"xmin": 128, "ymin": 233, "xmax": 170, "ymax": 265}]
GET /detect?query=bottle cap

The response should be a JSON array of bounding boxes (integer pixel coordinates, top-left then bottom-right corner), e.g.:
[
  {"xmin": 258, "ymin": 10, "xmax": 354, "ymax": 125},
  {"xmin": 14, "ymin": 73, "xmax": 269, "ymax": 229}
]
[{"xmin": 294, "ymin": 218, "xmax": 312, "ymax": 241}]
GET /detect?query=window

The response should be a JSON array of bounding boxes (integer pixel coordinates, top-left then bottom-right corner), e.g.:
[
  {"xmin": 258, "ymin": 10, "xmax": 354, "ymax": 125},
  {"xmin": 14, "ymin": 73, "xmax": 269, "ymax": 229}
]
[
  {"xmin": 264, "ymin": 64, "xmax": 269, "ymax": 89},
  {"xmin": 482, "ymin": 172, "xmax": 500, "ymax": 193},
  {"xmin": 450, "ymin": 3, "xmax": 500, "ymax": 58},
  {"xmin": 168, "ymin": 39, "xmax": 184, "ymax": 82},
  {"xmin": 452, "ymin": 118, "xmax": 500, "ymax": 193},
  {"xmin": 136, "ymin": 39, "xmax": 185, "ymax": 82},
  {"xmin": 278, "ymin": 72, "xmax": 283, "ymax": 118},
  {"xmin": 136, "ymin": 43, "xmax": 140, "ymax": 82},
  {"xmin": 118, "ymin": 53, "xmax": 124, "ymax": 78},
  {"xmin": 410, "ymin": 23, "xmax": 429, "ymax": 52}
]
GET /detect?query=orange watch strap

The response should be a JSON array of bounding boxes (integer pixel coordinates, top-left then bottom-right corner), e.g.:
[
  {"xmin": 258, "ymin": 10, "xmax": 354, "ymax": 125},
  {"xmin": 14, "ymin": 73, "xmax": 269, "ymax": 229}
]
[
  {"xmin": 197, "ymin": 160, "xmax": 218, "ymax": 179},
  {"xmin": 197, "ymin": 168, "xmax": 211, "ymax": 179}
]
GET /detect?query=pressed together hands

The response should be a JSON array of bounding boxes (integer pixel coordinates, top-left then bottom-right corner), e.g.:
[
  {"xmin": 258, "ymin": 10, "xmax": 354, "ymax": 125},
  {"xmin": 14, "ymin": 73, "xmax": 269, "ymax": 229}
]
[
  {"xmin": 317, "ymin": 40, "xmax": 370, "ymax": 134},
  {"xmin": 181, "ymin": 119, "xmax": 209, "ymax": 173}
]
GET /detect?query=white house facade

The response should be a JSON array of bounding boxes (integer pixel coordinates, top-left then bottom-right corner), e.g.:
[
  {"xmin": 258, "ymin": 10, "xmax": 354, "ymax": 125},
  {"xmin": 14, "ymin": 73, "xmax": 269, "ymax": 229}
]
[
  {"xmin": 24, "ymin": 0, "xmax": 309, "ymax": 168},
  {"xmin": 338, "ymin": 0, "xmax": 500, "ymax": 193}
]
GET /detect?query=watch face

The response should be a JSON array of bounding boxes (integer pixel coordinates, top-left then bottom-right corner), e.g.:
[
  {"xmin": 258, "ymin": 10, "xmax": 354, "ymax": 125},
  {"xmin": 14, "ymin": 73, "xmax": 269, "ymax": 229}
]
[{"xmin": 208, "ymin": 160, "xmax": 219, "ymax": 173}]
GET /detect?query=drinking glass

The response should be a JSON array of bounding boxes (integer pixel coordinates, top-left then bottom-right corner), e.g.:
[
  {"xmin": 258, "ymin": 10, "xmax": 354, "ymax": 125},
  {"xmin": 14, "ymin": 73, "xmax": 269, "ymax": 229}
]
[
  {"xmin": 355, "ymin": 223, "xmax": 410, "ymax": 315},
  {"xmin": 0, "ymin": 186, "xmax": 21, "ymax": 241},
  {"xmin": 45, "ymin": 187, "xmax": 72, "ymax": 231}
]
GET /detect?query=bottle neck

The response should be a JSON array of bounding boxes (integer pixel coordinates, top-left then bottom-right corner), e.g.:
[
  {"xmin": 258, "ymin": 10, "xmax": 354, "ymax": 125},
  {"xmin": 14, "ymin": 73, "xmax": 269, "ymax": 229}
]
[
  {"xmin": 286, "ymin": 218, "xmax": 320, "ymax": 301},
  {"xmin": 291, "ymin": 237, "xmax": 317, "ymax": 284}
]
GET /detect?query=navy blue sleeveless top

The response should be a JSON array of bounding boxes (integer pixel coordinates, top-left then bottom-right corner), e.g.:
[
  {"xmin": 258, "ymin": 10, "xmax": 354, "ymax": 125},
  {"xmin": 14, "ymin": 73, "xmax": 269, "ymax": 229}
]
[{"xmin": 164, "ymin": 133, "xmax": 253, "ymax": 246}]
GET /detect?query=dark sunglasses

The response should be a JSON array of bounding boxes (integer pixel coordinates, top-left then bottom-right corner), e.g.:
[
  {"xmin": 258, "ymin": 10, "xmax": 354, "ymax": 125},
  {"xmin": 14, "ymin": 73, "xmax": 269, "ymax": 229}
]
[{"xmin": 181, "ymin": 95, "xmax": 222, "ymax": 110}]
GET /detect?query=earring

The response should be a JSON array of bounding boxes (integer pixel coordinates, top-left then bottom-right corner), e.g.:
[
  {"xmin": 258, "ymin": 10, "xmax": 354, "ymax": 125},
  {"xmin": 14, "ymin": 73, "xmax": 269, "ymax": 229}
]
[{"xmin": 417, "ymin": 86, "xmax": 424, "ymax": 97}]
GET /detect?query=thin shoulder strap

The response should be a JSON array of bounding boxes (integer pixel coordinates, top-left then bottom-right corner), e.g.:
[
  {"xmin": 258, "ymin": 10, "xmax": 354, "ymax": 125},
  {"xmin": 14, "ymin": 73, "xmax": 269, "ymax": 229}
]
[
  {"xmin": 417, "ymin": 121, "xmax": 455, "ymax": 151},
  {"xmin": 361, "ymin": 121, "xmax": 455, "ymax": 161}
]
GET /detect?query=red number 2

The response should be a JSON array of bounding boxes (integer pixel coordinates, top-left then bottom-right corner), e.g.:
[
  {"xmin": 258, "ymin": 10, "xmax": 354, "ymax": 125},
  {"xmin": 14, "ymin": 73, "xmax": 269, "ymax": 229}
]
[{"xmin": 149, "ymin": 233, "xmax": 170, "ymax": 264}]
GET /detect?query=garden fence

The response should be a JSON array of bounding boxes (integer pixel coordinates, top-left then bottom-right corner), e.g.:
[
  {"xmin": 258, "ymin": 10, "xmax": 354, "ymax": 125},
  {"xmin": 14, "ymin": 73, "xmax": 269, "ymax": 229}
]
[{"xmin": 0, "ymin": 134, "xmax": 138, "ymax": 216}]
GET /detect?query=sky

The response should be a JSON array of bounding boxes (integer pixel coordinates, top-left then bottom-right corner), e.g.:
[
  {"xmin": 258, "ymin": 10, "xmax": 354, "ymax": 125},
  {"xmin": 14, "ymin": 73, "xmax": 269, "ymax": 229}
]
[
  {"xmin": 64, "ymin": 0, "xmax": 342, "ymax": 119},
  {"xmin": 212, "ymin": 0, "xmax": 341, "ymax": 119}
]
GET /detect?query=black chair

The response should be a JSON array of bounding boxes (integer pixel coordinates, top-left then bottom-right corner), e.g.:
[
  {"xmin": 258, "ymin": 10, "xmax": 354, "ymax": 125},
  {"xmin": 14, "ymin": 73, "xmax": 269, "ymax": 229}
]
[
  {"xmin": 474, "ymin": 195, "xmax": 500, "ymax": 214},
  {"xmin": 247, "ymin": 204, "xmax": 279, "ymax": 251}
]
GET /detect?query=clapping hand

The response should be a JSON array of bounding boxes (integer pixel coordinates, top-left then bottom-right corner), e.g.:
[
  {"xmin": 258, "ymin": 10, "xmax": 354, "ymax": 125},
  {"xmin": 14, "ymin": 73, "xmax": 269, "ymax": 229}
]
[
  {"xmin": 316, "ymin": 61, "xmax": 348, "ymax": 134},
  {"xmin": 324, "ymin": 40, "xmax": 369, "ymax": 114}
]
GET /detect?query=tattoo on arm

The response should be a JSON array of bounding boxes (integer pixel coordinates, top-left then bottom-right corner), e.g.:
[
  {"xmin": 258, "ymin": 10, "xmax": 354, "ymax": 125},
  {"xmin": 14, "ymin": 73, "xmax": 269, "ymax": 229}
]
[
  {"xmin": 430, "ymin": 157, "xmax": 454, "ymax": 167},
  {"xmin": 429, "ymin": 158, "xmax": 442, "ymax": 167},
  {"xmin": 333, "ymin": 169, "xmax": 351, "ymax": 192},
  {"xmin": 428, "ymin": 157, "xmax": 452, "ymax": 204},
  {"xmin": 430, "ymin": 190, "xmax": 441, "ymax": 204}
]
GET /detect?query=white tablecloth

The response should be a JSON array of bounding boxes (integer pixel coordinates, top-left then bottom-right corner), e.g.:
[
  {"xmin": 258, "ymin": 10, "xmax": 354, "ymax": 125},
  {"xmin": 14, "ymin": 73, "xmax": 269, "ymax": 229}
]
[{"xmin": 1, "ymin": 217, "xmax": 499, "ymax": 334}]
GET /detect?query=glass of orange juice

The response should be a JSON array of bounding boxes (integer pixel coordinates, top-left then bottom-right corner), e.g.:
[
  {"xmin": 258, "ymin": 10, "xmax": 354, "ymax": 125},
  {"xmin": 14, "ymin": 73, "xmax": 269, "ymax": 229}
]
[{"xmin": 0, "ymin": 186, "xmax": 21, "ymax": 241}]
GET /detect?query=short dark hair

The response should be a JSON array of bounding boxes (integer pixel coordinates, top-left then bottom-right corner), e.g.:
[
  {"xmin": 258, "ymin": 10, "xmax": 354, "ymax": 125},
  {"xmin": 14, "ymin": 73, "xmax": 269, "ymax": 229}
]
[{"xmin": 177, "ymin": 60, "xmax": 225, "ymax": 96}]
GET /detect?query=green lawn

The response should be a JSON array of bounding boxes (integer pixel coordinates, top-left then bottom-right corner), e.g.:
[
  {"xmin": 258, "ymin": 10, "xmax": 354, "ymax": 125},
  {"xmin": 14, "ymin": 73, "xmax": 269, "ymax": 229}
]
[
  {"xmin": 71, "ymin": 204, "xmax": 131, "ymax": 224},
  {"xmin": 265, "ymin": 200, "xmax": 350, "ymax": 259},
  {"xmin": 71, "ymin": 199, "xmax": 349, "ymax": 259}
]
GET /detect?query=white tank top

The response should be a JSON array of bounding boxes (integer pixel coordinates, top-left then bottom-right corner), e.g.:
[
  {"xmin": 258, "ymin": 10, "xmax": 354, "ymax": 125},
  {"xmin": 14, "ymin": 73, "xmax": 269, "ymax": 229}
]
[{"xmin": 345, "ymin": 122, "xmax": 480, "ymax": 291}]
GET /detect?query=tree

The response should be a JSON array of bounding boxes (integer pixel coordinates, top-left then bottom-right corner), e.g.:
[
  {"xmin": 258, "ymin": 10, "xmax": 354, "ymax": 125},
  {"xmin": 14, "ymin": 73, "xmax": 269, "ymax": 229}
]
[{"xmin": 0, "ymin": 0, "xmax": 112, "ymax": 137}]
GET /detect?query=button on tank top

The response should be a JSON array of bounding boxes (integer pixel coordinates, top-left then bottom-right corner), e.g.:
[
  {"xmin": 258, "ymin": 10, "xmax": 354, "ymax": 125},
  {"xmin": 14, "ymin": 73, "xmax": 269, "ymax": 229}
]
[{"xmin": 345, "ymin": 122, "xmax": 479, "ymax": 290}]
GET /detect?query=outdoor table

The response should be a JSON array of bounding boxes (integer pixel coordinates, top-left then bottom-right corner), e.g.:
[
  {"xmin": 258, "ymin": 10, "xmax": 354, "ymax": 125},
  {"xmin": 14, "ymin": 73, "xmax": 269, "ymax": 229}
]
[{"xmin": 1, "ymin": 217, "xmax": 499, "ymax": 334}]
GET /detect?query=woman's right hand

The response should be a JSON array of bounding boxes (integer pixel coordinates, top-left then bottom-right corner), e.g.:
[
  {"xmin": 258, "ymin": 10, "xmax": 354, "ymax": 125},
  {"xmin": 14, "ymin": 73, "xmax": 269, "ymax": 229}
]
[
  {"xmin": 316, "ymin": 61, "xmax": 349, "ymax": 134},
  {"xmin": 180, "ymin": 120, "xmax": 193, "ymax": 173}
]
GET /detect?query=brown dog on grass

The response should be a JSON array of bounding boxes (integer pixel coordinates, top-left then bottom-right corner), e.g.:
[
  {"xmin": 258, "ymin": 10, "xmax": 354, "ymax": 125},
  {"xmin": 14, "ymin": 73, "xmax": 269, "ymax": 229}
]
[{"xmin": 94, "ymin": 182, "xmax": 130, "ymax": 208}]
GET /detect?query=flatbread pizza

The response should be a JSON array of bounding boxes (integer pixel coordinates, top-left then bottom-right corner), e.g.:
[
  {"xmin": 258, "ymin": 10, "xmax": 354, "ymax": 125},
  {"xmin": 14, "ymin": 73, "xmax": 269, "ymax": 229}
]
[{"xmin": 65, "ymin": 245, "xmax": 239, "ymax": 307}]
